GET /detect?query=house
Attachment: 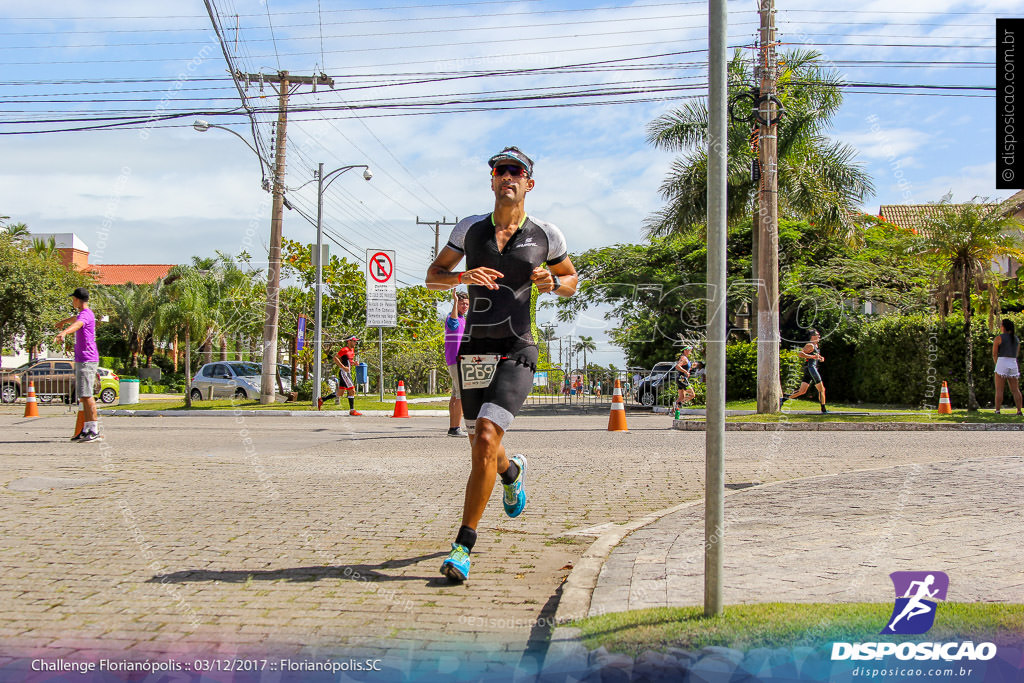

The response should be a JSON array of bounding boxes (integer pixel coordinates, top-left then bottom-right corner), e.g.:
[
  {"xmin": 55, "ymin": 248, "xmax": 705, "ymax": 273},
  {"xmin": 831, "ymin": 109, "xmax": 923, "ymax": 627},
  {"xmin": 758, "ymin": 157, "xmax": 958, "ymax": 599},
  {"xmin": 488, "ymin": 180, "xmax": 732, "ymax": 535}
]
[
  {"xmin": 877, "ymin": 189, "xmax": 1024, "ymax": 278},
  {"xmin": 30, "ymin": 232, "xmax": 175, "ymax": 285}
]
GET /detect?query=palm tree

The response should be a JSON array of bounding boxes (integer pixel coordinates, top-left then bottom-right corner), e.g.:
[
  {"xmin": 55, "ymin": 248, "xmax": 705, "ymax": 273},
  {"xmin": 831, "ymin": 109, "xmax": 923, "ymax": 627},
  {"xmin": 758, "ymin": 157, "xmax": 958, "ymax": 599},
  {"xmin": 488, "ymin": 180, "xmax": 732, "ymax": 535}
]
[
  {"xmin": 647, "ymin": 49, "xmax": 873, "ymax": 414},
  {"xmin": 157, "ymin": 266, "xmax": 216, "ymax": 408},
  {"xmin": 97, "ymin": 283, "xmax": 160, "ymax": 369},
  {"xmin": 538, "ymin": 326, "xmax": 557, "ymax": 366},
  {"xmin": 646, "ymin": 49, "xmax": 873, "ymax": 238},
  {"xmin": 918, "ymin": 199, "xmax": 1024, "ymax": 411},
  {"xmin": 31, "ymin": 236, "xmax": 58, "ymax": 259},
  {"xmin": 574, "ymin": 335, "xmax": 597, "ymax": 382},
  {"xmin": 4, "ymin": 222, "xmax": 30, "ymax": 240}
]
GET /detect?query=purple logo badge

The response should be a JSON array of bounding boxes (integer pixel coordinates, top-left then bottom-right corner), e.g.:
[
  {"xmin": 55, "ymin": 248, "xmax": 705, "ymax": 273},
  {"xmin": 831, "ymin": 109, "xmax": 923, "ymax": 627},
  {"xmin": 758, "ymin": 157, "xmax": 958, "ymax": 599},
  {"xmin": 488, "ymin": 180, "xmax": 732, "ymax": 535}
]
[{"xmin": 882, "ymin": 571, "xmax": 949, "ymax": 635}]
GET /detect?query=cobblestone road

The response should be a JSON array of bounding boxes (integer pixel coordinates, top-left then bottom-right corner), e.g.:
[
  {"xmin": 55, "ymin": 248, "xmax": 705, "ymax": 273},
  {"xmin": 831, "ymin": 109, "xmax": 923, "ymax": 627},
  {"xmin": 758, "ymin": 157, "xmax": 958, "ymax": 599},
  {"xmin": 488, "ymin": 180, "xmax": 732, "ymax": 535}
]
[{"xmin": 1, "ymin": 410, "xmax": 1017, "ymax": 671}]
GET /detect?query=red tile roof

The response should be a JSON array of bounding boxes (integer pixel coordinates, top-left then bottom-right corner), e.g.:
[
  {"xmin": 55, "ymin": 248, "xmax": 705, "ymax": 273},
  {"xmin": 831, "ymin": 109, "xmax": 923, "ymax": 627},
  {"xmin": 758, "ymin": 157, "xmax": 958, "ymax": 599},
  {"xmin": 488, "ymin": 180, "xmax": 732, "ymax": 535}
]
[
  {"xmin": 87, "ymin": 264, "xmax": 174, "ymax": 285},
  {"xmin": 877, "ymin": 204, "xmax": 945, "ymax": 234}
]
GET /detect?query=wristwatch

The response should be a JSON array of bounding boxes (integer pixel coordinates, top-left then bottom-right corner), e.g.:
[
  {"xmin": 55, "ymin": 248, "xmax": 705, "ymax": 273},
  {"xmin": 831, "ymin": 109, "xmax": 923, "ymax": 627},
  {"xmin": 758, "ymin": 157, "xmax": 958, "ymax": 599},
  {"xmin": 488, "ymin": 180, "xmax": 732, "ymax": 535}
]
[{"xmin": 550, "ymin": 275, "xmax": 562, "ymax": 292}]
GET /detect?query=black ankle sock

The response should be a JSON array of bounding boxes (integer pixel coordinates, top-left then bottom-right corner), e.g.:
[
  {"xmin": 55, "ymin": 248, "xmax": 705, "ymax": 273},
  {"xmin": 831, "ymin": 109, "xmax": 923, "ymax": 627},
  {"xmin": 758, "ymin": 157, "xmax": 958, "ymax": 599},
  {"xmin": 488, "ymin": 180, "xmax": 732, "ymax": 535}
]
[
  {"xmin": 820, "ymin": 404, "xmax": 827, "ymax": 412},
  {"xmin": 500, "ymin": 459, "xmax": 519, "ymax": 485},
  {"xmin": 348, "ymin": 396, "xmax": 355, "ymax": 410},
  {"xmin": 455, "ymin": 525, "xmax": 477, "ymax": 552}
]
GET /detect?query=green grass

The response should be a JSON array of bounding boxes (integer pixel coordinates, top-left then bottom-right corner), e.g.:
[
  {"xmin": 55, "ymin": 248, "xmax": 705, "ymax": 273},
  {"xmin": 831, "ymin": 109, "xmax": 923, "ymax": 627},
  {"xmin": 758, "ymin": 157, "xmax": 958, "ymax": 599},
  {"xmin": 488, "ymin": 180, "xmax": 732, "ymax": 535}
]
[
  {"xmin": 718, "ymin": 410, "xmax": 1022, "ymax": 424},
  {"xmin": 112, "ymin": 395, "xmax": 449, "ymax": 411},
  {"xmin": 574, "ymin": 603, "xmax": 1024, "ymax": 656},
  {"xmin": 724, "ymin": 399, "xmax": 917, "ymax": 414}
]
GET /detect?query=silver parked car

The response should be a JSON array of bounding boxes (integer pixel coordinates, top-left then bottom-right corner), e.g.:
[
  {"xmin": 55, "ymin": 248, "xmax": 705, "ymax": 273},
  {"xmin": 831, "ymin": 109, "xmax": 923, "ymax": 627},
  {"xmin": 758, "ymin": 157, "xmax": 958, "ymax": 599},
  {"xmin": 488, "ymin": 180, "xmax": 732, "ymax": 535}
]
[{"xmin": 190, "ymin": 361, "xmax": 262, "ymax": 401}]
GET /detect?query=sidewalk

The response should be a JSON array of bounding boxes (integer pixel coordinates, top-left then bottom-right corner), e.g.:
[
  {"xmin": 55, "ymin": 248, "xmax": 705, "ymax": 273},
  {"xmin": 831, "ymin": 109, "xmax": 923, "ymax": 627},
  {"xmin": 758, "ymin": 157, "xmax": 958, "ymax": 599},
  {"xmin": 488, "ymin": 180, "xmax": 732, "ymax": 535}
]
[{"xmin": 578, "ymin": 455, "xmax": 1024, "ymax": 618}]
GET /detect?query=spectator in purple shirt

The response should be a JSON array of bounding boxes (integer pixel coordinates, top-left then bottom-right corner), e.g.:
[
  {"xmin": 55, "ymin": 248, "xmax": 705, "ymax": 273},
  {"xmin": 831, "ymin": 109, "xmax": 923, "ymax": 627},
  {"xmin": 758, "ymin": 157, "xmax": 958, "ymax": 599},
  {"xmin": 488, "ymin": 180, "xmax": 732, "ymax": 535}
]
[
  {"xmin": 55, "ymin": 287, "xmax": 101, "ymax": 442},
  {"xmin": 445, "ymin": 290, "xmax": 470, "ymax": 437}
]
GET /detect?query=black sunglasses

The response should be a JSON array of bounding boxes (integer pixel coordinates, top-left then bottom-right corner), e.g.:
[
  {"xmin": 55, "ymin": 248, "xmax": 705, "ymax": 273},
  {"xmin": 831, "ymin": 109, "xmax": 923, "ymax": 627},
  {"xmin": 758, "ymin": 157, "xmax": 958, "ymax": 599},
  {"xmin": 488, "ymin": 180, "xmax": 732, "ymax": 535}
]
[{"xmin": 491, "ymin": 164, "xmax": 529, "ymax": 178}]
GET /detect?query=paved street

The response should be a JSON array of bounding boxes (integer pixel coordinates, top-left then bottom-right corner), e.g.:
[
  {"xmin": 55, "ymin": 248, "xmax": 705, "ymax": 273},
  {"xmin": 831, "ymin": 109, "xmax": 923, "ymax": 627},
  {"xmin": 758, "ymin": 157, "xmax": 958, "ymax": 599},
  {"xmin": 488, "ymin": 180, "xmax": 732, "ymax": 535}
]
[{"xmin": 1, "ymin": 410, "xmax": 1020, "ymax": 674}]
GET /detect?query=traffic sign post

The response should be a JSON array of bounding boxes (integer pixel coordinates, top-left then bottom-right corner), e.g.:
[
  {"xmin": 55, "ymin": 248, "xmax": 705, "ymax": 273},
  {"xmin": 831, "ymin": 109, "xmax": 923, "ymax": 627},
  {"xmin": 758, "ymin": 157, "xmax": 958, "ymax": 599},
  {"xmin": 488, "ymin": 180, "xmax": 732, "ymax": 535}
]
[
  {"xmin": 366, "ymin": 250, "xmax": 397, "ymax": 328},
  {"xmin": 366, "ymin": 249, "xmax": 397, "ymax": 401}
]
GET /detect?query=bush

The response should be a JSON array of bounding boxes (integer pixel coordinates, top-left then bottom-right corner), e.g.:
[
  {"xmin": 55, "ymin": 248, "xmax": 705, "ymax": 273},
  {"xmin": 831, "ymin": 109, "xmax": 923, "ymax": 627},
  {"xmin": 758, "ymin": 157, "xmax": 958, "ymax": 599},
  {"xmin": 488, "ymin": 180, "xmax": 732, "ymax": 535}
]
[
  {"xmin": 295, "ymin": 378, "xmax": 334, "ymax": 402},
  {"xmin": 724, "ymin": 342, "xmax": 803, "ymax": 401}
]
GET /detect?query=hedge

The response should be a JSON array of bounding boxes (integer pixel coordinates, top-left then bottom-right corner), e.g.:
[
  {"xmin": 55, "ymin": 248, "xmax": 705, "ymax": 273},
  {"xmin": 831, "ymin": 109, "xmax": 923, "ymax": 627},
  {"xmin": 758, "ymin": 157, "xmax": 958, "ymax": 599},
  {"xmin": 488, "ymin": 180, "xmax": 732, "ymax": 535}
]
[{"xmin": 795, "ymin": 313, "xmax": 1024, "ymax": 409}]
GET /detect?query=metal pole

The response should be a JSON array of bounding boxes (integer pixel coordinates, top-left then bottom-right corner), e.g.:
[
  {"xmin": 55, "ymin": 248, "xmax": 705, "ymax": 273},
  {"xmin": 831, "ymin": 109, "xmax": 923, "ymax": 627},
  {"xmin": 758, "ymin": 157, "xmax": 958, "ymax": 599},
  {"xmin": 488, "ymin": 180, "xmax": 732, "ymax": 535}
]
[
  {"xmin": 378, "ymin": 327, "xmax": 384, "ymax": 402},
  {"xmin": 705, "ymin": 0, "xmax": 727, "ymax": 618},
  {"xmin": 313, "ymin": 163, "xmax": 324, "ymax": 409}
]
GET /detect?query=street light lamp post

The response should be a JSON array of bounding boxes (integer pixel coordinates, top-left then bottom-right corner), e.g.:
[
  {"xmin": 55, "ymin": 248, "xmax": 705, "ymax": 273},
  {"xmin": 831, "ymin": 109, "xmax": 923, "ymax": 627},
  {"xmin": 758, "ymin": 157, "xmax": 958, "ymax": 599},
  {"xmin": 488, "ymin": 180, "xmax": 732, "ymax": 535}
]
[
  {"xmin": 193, "ymin": 120, "xmax": 370, "ymax": 407},
  {"xmin": 194, "ymin": 119, "xmax": 285, "ymax": 402},
  {"xmin": 309, "ymin": 163, "xmax": 372, "ymax": 410}
]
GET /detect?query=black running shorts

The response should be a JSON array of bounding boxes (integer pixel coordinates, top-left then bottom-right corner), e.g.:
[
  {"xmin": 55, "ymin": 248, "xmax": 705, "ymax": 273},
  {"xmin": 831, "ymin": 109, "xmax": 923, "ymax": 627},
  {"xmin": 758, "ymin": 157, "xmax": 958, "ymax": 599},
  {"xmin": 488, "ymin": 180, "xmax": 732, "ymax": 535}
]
[
  {"xmin": 457, "ymin": 337, "xmax": 538, "ymax": 435},
  {"xmin": 803, "ymin": 364, "xmax": 823, "ymax": 385}
]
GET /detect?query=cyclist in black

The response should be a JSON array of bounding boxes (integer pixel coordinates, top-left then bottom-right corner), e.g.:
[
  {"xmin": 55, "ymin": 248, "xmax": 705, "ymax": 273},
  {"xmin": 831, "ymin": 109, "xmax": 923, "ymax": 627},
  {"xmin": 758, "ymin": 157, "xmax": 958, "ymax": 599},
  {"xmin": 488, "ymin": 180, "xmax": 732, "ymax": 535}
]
[
  {"xmin": 780, "ymin": 329, "xmax": 828, "ymax": 413},
  {"xmin": 426, "ymin": 146, "xmax": 577, "ymax": 582}
]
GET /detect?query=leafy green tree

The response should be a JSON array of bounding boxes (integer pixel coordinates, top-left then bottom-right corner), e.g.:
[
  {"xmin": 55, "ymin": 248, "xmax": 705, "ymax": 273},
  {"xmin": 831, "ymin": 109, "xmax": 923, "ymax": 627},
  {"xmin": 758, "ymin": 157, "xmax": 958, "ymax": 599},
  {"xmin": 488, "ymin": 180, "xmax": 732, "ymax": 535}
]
[
  {"xmin": 917, "ymin": 200, "xmax": 1024, "ymax": 410},
  {"xmin": 0, "ymin": 232, "xmax": 88, "ymax": 363}
]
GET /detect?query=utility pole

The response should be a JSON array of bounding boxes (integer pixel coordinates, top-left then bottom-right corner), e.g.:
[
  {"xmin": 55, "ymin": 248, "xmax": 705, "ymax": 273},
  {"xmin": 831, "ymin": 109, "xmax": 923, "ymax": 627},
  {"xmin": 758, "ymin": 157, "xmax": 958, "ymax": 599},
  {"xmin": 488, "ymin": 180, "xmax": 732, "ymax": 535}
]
[
  {"xmin": 239, "ymin": 70, "xmax": 333, "ymax": 404},
  {"xmin": 416, "ymin": 216, "xmax": 459, "ymax": 260},
  {"xmin": 755, "ymin": 0, "xmax": 782, "ymax": 413}
]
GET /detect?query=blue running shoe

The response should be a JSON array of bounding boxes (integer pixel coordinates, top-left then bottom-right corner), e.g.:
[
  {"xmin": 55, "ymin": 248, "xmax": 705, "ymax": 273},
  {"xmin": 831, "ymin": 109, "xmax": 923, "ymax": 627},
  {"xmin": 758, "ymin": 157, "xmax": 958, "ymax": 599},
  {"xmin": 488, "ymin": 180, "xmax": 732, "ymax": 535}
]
[
  {"xmin": 440, "ymin": 543, "xmax": 471, "ymax": 582},
  {"xmin": 502, "ymin": 454, "xmax": 528, "ymax": 518}
]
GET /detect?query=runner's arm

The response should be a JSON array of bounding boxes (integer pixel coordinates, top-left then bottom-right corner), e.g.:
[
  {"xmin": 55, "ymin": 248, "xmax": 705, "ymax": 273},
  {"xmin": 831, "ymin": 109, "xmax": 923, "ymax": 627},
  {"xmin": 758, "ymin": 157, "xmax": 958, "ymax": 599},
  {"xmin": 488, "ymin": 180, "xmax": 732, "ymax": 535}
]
[
  {"xmin": 993, "ymin": 336, "xmax": 1001, "ymax": 364},
  {"xmin": 426, "ymin": 246, "xmax": 503, "ymax": 290},
  {"xmin": 531, "ymin": 257, "xmax": 578, "ymax": 296}
]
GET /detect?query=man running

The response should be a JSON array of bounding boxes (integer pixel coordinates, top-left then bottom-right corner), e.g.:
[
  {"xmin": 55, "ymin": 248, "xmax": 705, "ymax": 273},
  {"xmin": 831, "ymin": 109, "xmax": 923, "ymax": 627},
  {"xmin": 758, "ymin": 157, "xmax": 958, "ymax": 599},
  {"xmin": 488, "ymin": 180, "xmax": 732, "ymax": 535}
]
[
  {"xmin": 426, "ymin": 146, "xmax": 577, "ymax": 582},
  {"xmin": 672, "ymin": 346, "xmax": 696, "ymax": 411},
  {"xmin": 780, "ymin": 328, "xmax": 828, "ymax": 414},
  {"xmin": 55, "ymin": 287, "xmax": 101, "ymax": 442},
  {"xmin": 445, "ymin": 290, "xmax": 470, "ymax": 436},
  {"xmin": 321, "ymin": 336, "xmax": 361, "ymax": 415}
]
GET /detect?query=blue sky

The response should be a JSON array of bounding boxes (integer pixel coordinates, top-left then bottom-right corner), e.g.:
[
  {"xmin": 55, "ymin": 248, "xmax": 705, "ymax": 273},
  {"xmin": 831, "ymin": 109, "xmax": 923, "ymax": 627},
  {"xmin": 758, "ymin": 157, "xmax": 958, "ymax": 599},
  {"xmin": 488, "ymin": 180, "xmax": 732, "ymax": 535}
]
[{"xmin": 0, "ymin": 0, "xmax": 1016, "ymax": 367}]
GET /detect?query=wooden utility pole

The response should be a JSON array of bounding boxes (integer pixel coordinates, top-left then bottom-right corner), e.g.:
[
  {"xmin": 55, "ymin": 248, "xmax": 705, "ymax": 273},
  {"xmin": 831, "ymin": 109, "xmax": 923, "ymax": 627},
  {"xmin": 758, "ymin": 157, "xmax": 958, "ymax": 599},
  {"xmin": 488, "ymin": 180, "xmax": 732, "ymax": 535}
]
[
  {"xmin": 755, "ymin": 0, "xmax": 782, "ymax": 413},
  {"xmin": 239, "ymin": 70, "xmax": 333, "ymax": 404},
  {"xmin": 416, "ymin": 216, "xmax": 459, "ymax": 260}
]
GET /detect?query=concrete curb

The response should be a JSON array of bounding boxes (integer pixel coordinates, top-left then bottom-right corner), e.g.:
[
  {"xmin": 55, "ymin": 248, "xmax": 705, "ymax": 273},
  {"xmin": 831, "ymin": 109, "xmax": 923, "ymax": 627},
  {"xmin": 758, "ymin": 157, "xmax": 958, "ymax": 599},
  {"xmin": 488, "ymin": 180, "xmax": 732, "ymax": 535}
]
[
  {"xmin": 553, "ymin": 501, "xmax": 704, "ymax": 625},
  {"xmin": 100, "ymin": 409, "xmax": 450, "ymax": 417},
  {"xmin": 672, "ymin": 420, "xmax": 1024, "ymax": 431}
]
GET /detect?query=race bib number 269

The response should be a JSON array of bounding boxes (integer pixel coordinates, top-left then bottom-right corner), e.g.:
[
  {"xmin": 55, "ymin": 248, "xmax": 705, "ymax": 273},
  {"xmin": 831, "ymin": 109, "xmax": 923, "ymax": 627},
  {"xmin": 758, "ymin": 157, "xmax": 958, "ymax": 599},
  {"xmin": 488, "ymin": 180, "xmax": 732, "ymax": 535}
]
[{"xmin": 459, "ymin": 354, "xmax": 501, "ymax": 389}]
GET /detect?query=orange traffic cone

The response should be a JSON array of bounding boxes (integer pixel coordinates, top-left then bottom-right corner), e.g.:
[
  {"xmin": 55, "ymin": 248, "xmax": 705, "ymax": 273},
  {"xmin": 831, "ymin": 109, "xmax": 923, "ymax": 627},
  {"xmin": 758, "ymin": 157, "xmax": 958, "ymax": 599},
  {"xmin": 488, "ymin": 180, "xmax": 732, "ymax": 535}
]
[
  {"xmin": 72, "ymin": 410, "xmax": 85, "ymax": 438},
  {"xmin": 23, "ymin": 381, "xmax": 39, "ymax": 418},
  {"xmin": 391, "ymin": 380, "xmax": 409, "ymax": 418},
  {"xmin": 937, "ymin": 381, "xmax": 953, "ymax": 415},
  {"xmin": 607, "ymin": 378, "xmax": 628, "ymax": 432}
]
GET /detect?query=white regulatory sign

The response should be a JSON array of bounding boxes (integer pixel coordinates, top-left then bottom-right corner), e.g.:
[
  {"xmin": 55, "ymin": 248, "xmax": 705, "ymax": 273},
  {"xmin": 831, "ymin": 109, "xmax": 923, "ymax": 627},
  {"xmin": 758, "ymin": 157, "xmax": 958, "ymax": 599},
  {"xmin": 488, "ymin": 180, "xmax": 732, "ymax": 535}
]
[{"xmin": 366, "ymin": 249, "xmax": 397, "ymax": 328}]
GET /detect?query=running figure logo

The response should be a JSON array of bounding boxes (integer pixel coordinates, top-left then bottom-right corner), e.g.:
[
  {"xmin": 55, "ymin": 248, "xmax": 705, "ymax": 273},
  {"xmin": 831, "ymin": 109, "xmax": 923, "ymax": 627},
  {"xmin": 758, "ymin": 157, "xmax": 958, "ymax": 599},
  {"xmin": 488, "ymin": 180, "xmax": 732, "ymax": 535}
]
[{"xmin": 882, "ymin": 571, "xmax": 949, "ymax": 635}]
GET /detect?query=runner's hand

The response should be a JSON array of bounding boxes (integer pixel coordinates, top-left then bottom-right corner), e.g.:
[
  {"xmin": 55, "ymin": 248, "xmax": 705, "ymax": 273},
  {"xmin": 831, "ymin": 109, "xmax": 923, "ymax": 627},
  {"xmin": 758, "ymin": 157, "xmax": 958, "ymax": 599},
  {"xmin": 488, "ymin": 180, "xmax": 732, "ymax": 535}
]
[
  {"xmin": 462, "ymin": 267, "xmax": 503, "ymax": 289},
  {"xmin": 531, "ymin": 267, "xmax": 557, "ymax": 293}
]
